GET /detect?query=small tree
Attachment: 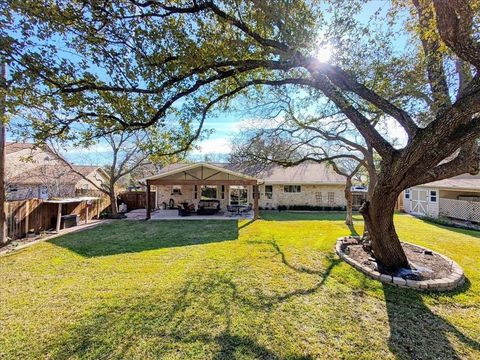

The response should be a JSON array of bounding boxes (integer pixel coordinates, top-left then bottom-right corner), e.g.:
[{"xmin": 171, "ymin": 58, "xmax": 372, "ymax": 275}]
[{"xmin": 51, "ymin": 132, "xmax": 153, "ymax": 216}]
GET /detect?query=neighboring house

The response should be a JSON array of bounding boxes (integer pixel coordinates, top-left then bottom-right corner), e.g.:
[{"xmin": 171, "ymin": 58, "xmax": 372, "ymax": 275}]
[
  {"xmin": 6, "ymin": 142, "xmax": 109, "ymax": 201},
  {"xmin": 145, "ymin": 162, "xmax": 348, "ymax": 211},
  {"xmin": 403, "ymin": 173, "xmax": 480, "ymax": 223}
]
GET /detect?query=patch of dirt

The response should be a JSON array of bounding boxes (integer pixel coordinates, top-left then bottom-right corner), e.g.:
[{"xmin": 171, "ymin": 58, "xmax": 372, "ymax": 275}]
[
  {"xmin": 0, "ymin": 235, "xmax": 46, "ymax": 255},
  {"xmin": 341, "ymin": 240, "xmax": 455, "ymax": 281}
]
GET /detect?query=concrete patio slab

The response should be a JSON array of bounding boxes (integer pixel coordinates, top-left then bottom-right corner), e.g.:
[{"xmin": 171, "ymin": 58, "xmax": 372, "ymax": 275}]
[{"xmin": 125, "ymin": 209, "xmax": 253, "ymax": 221}]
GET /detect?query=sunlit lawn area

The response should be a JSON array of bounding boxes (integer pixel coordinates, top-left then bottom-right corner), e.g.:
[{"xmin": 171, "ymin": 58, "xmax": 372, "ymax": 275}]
[{"xmin": 1, "ymin": 212, "xmax": 479, "ymax": 359}]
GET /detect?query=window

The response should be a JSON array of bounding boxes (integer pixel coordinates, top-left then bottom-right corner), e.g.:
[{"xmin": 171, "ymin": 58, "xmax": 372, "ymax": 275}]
[
  {"xmin": 171, "ymin": 185, "xmax": 182, "ymax": 195},
  {"xmin": 194, "ymin": 185, "xmax": 198, "ymax": 199},
  {"xmin": 230, "ymin": 186, "xmax": 248, "ymax": 205},
  {"xmin": 315, "ymin": 192, "xmax": 322, "ymax": 203},
  {"xmin": 405, "ymin": 189, "xmax": 410, "ymax": 199},
  {"xmin": 327, "ymin": 192, "xmax": 335, "ymax": 204},
  {"xmin": 430, "ymin": 190, "xmax": 437, "ymax": 202},
  {"xmin": 265, "ymin": 185, "xmax": 273, "ymax": 199},
  {"xmin": 221, "ymin": 185, "xmax": 225, "ymax": 199},
  {"xmin": 284, "ymin": 185, "xmax": 301, "ymax": 193},
  {"xmin": 201, "ymin": 185, "xmax": 217, "ymax": 199}
]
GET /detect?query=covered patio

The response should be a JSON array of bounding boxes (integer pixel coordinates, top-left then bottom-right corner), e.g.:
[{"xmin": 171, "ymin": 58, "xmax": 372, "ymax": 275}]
[{"xmin": 142, "ymin": 163, "xmax": 260, "ymax": 220}]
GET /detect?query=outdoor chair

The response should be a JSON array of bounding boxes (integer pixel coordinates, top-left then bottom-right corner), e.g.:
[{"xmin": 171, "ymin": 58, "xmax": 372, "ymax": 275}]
[
  {"xmin": 226, "ymin": 205, "xmax": 237, "ymax": 216},
  {"xmin": 241, "ymin": 204, "xmax": 253, "ymax": 214},
  {"xmin": 178, "ymin": 203, "xmax": 195, "ymax": 217}
]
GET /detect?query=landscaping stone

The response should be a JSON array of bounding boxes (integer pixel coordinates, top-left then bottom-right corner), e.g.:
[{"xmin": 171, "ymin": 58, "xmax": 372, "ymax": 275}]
[
  {"xmin": 335, "ymin": 237, "xmax": 465, "ymax": 292},
  {"xmin": 392, "ymin": 277, "xmax": 407, "ymax": 286},
  {"xmin": 380, "ymin": 274, "xmax": 393, "ymax": 283}
]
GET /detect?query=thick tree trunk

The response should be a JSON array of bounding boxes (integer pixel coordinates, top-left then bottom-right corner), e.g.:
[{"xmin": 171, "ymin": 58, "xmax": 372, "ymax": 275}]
[
  {"xmin": 344, "ymin": 177, "xmax": 353, "ymax": 226},
  {"xmin": 361, "ymin": 187, "xmax": 409, "ymax": 270},
  {"xmin": 109, "ymin": 188, "xmax": 118, "ymax": 216}
]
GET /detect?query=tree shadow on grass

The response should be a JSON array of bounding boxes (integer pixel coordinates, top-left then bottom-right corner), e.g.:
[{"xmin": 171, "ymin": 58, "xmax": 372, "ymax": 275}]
[
  {"xmin": 244, "ymin": 238, "xmax": 340, "ymax": 308},
  {"xmin": 44, "ymin": 239, "xmax": 335, "ymax": 359},
  {"xmin": 46, "ymin": 270, "xmax": 316, "ymax": 359},
  {"xmin": 384, "ymin": 281, "xmax": 480, "ymax": 359},
  {"xmin": 48, "ymin": 220, "xmax": 239, "ymax": 257}
]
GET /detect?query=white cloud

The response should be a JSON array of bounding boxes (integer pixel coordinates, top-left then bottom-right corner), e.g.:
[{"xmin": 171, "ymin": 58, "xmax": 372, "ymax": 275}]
[{"xmin": 193, "ymin": 137, "xmax": 232, "ymax": 155}]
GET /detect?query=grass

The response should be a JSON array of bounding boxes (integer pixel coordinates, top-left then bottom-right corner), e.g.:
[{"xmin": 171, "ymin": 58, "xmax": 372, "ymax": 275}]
[{"xmin": 0, "ymin": 212, "xmax": 479, "ymax": 359}]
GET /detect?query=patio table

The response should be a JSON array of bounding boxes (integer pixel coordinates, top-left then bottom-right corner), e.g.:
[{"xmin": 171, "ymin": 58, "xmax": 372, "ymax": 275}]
[{"xmin": 230, "ymin": 205, "xmax": 248, "ymax": 215}]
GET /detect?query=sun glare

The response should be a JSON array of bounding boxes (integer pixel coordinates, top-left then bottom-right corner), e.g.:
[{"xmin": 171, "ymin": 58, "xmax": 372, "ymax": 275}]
[{"xmin": 315, "ymin": 43, "xmax": 333, "ymax": 63}]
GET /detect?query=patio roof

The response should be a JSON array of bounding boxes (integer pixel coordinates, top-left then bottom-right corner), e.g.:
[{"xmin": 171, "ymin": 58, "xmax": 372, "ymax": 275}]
[{"xmin": 143, "ymin": 162, "xmax": 259, "ymax": 186}]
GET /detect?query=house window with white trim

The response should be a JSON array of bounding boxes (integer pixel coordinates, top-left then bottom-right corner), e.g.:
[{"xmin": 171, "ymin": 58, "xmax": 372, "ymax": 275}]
[
  {"xmin": 327, "ymin": 192, "xmax": 335, "ymax": 205},
  {"xmin": 405, "ymin": 189, "xmax": 410, "ymax": 199},
  {"xmin": 284, "ymin": 185, "xmax": 301, "ymax": 193},
  {"xmin": 265, "ymin": 185, "xmax": 273, "ymax": 199},
  {"xmin": 430, "ymin": 190, "xmax": 437, "ymax": 202}
]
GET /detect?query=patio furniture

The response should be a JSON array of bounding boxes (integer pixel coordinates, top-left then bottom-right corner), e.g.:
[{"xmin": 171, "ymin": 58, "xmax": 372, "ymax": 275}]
[
  {"xmin": 226, "ymin": 205, "xmax": 237, "ymax": 216},
  {"xmin": 197, "ymin": 200, "xmax": 220, "ymax": 215},
  {"xmin": 240, "ymin": 204, "xmax": 253, "ymax": 214},
  {"xmin": 178, "ymin": 202, "xmax": 196, "ymax": 216}
]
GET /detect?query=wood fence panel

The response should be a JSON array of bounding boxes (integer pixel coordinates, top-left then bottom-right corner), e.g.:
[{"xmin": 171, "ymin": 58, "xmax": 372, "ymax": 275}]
[
  {"xmin": 6, "ymin": 196, "xmax": 111, "ymax": 240},
  {"xmin": 119, "ymin": 191, "xmax": 155, "ymax": 210}
]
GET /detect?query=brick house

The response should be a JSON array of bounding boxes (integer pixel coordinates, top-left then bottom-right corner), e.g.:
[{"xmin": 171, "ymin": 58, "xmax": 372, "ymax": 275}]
[{"xmin": 145, "ymin": 162, "xmax": 348, "ymax": 212}]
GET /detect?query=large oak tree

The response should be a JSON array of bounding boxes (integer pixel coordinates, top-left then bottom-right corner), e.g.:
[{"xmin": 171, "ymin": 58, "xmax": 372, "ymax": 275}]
[{"xmin": 2, "ymin": 0, "xmax": 480, "ymax": 269}]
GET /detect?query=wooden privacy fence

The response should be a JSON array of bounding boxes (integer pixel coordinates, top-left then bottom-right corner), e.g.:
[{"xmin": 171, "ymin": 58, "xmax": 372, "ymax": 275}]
[
  {"xmin": 119, "ymin": 191, "xmax": 156, "ymax": 210},
  {"xmin": 6, "ymin": 197, "xmax": 111, "ymax": 240},
  {"xmin": 439, "ymin": 198, "xmax": 480, "ymax": 223}
]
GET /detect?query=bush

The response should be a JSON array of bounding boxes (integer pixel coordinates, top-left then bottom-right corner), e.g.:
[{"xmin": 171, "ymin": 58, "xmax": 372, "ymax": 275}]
[
  {"xmin": 100, "ymin": 212, "xmax": 127, "ymax": 219},
  {"xmin": 277, "ymin": 205, "xmax": 347, "ymax": 212}
]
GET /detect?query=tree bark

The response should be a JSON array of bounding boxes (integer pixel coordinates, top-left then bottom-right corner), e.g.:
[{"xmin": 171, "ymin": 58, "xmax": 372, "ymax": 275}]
[
  {"xmin": 360, "ymin": 186, "xmax": 409, "ymax": 270},
  {"xmin": 0, "ymin": 61, "xmax": 6, "ymax": 245},
  {"xmin": 344, "ymin": 177, "xmax": 353, "ymax": 226},
  {"xmin": 109, "ymin": 187, "xmax": 118, "ymax": 216}
]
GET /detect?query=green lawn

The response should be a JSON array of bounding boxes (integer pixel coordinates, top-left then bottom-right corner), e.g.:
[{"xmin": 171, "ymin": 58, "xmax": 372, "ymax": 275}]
[{"xmin": 1, "ymin": 212, "xmax": 479, "ymax": 359}]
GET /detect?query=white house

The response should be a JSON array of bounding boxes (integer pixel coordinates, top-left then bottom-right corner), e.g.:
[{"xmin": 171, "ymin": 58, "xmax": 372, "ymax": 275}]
[{"xmin": 403, "ymin": 173, "xmax": 480, "ymax": 223}]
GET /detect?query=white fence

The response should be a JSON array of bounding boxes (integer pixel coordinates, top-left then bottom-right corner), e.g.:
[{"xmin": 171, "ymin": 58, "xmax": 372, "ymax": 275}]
[{"xmin": 439, "ymin": 198, "xmax": 480, "ymax": 222}]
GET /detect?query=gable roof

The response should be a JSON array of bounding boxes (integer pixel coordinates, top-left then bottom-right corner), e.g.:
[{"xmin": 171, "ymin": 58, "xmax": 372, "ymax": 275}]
[
  {"xmin": 5, "ymin": 141, "xmax": 56, "ymax": 155},
  {"xmin": 9, "ymin": 164, "xmax": 107, "ymax": 186},
  {"xmin": 143, "ymin": 162, "xmax": 258, "ymax": 182},
  {"xmin": 146, "ymin": 162, "xmax": 345, "ymax": 185}
]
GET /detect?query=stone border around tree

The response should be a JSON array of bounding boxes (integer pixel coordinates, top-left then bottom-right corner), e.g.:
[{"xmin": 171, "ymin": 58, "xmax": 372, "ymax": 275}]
[{"xmin": 335, "ymin": 237, "xmax": 465, "ymax": 291}]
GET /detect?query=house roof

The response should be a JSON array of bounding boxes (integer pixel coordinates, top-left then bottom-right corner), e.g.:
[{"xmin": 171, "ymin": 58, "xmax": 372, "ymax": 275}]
[
  {"xmin": 418, "ymin": 173, "xmax": 480, "ymax": 192},
  {"xmin": 143, "ymin": 162, "xmax": 258, "ymax": 182},
  {"xmin": 10, "ymin": 164, "xmax": 106, "ymax": 186},
  {"xmin": 147, "ymin": 162, "xmax": 345, "ymax": 185},
  {"xmin": 253, "ymin": 162, "xmax": 345, "ymax": 185},
  {"xmin": 6, "ymin": 142, "xmax": 42, "ymax": 155}
]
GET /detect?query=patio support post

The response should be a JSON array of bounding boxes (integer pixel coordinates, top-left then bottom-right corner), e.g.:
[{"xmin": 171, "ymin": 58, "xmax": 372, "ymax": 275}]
[
  {"xmin": 146, "ymin": 182, "xmax": 151, "ymax": 220},
  {"xmin": 253, "ymin": 185, "xmax": 259, "ymax": 220},
  {"xmin": 56, "ymin": 203, "xmax": 62, "ymax": 233}
]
